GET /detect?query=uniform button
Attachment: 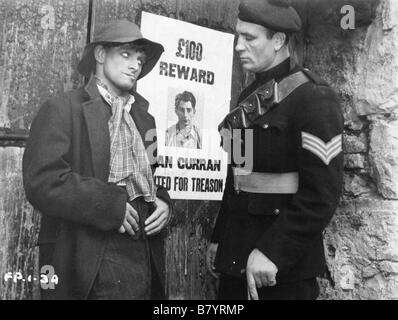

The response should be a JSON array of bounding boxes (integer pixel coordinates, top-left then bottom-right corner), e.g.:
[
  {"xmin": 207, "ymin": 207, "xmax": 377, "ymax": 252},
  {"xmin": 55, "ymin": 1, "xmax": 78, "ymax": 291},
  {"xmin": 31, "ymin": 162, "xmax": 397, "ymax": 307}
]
[
  {"xmin": 263, "ymin": 123, "xmax": 269, "ymax": 129},
  {"xmin": 232, "ymin": 261, "xmax": 236, "ymax": 265},
  {"xmin": 274, "ymin": 209, "xmax": 280, "ymax": 215}
]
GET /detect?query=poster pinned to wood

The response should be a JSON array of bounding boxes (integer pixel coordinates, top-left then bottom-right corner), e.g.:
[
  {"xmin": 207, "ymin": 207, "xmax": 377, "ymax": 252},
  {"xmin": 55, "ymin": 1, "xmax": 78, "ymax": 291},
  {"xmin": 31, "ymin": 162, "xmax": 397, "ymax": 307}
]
[{"xmin": 138, "ymin": 11, "xmax": 234, "ymax": 200}]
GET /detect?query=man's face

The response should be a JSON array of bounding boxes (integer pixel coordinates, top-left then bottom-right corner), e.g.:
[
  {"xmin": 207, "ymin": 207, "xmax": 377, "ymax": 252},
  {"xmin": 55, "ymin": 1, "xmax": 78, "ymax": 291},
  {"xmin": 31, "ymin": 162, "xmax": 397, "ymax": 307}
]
[
  {"xmin": 98, "ymin": 44, "xmax": 146, "ymax": 95},
  {"xmin": 235, "ymin": 19, "xmax": 277, "ymax": 73},
  {"xmin": 176, "ymin": 101, "xmax": 195, "ymax": 128}
]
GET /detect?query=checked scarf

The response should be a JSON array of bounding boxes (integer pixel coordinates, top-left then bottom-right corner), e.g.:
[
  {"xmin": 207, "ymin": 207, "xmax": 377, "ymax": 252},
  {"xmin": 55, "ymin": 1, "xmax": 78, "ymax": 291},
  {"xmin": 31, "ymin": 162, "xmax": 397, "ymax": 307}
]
[{"xmin": 96, "ymin": 77, "xmax": 156, "ymax": 202}]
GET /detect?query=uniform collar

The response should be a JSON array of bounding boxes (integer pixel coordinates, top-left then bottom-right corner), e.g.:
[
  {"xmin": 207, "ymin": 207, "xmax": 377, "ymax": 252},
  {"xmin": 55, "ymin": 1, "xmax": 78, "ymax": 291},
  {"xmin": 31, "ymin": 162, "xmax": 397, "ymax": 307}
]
[
  {"xmin": 238, "ymin": 58, "xmax": 293, "ymax": 104},
  {"xmin": 255, "ymin": 57, "xmax": 291, "ymax": 83}
]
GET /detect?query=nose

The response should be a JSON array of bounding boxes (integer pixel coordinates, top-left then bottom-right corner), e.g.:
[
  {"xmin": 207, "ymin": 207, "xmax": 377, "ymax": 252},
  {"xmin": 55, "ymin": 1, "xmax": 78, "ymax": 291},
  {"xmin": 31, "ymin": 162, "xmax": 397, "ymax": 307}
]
[
  {"xmin": 235, "ymin": 35, "xmax": 244, "ymax": 53},
  {"xmin": 128, "ymin": 57, "xmax": 140, "ymax": 71}
]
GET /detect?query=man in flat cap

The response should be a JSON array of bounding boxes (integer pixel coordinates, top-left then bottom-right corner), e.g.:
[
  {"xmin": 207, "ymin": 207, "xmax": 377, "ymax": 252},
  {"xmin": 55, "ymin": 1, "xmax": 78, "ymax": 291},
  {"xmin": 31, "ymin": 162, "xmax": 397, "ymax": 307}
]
[
  {"xmin": 23, "ymin": 19, "xmax": 172, "ymax": 299},
  {"xmin": 207, "ymin": 0, "xmax": 343, "ymax": 300}
]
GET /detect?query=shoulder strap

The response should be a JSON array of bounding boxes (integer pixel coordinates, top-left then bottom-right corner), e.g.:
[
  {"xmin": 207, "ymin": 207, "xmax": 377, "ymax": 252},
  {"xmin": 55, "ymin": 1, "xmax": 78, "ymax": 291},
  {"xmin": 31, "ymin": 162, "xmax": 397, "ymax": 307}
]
[
  {"xmin": 235, "ymin": 69, "xmax": 326, "ymax": 120},
  {"xmin": 301, "ymin": 68, "xmax": 329, "ymax": 86},
  {"xmin": 275, "ymin": 71, "xmax": 310, "ymax": 103}
]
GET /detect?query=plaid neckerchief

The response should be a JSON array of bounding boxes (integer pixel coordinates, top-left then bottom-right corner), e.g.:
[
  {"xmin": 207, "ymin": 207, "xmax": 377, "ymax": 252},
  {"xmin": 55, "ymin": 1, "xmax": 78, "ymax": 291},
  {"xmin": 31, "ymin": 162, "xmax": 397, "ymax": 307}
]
[{"xmin": 96, "ymin": 77, "xmax": 156, "ymax": 202}]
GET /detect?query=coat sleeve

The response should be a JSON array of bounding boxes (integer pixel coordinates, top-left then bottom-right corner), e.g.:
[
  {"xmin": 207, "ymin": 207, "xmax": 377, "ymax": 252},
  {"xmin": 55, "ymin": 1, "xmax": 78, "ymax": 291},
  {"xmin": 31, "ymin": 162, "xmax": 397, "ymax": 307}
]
[
  {"xmin": 211, "ymin": 164, "xmax": 234, "ymax": 243},
  {"xmin": 256, "ymin": 84, "xmax": 344, "ymax": 271},
  {"xmin": 23, "ymin": 97, "xmax": 126, "ymax": 232},
  {"xmin": 150, "ymin": 118, "xmax": 173, "ymax": 224},
  {"xmin": 155, "ymin": 185, "xmax": 173, "ymax": 226}
]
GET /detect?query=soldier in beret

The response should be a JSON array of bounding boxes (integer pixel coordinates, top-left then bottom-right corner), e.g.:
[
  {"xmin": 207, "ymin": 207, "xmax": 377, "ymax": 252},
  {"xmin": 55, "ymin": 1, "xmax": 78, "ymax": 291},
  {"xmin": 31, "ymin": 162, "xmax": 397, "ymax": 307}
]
[{"xmin": 207, "ymin": 0, "xmax": 344, "ymax": 300}]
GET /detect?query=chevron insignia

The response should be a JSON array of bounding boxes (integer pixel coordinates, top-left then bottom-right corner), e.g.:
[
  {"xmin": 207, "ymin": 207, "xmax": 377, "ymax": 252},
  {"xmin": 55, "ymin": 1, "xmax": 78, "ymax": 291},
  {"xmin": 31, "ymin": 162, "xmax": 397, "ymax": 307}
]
[{"xmin": 301, "ymin": 132, "xmax": 342, "ymax": 165}]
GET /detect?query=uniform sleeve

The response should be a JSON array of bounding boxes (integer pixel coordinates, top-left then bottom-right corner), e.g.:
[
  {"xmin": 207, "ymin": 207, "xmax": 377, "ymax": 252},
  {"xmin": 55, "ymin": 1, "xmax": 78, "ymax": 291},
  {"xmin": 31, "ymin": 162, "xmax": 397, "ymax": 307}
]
[
  {"xmin": 256, "ymin": 84, "xmax": 344, "ymax": 271},
  {"xmin": 211, "ymin": 164, "xmax": 234, "ymax": 243},
  {"xmin": 23, "ymin": 98, "xmax": 126, "ymax": 231}
]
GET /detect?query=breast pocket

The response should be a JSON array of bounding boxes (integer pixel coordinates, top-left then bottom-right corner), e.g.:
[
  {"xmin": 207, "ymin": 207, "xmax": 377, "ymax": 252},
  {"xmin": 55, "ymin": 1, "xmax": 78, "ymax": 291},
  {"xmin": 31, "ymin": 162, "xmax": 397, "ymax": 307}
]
[
  {"xmin": 253, "ymin": 120, "xmax": 292, "ymax": 170},
  {"xmin": 262, "ymin": 120, "xmax": 289, "ymax": 150}
]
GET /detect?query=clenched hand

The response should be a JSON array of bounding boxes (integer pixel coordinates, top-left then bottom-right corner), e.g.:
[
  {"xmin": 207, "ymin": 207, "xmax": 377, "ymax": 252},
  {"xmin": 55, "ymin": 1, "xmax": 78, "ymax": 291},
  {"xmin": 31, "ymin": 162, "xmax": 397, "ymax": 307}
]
[
  {"xmin": 144, "ymin": 197, "xmax": 170, "ymax": 236},
  {"xmin": 118, "ymin": 202, "xmax": 139, "ymax": 237},
  {"xmin": 246, "ymin": 248, "xmax": 278, "ymax": 300}
]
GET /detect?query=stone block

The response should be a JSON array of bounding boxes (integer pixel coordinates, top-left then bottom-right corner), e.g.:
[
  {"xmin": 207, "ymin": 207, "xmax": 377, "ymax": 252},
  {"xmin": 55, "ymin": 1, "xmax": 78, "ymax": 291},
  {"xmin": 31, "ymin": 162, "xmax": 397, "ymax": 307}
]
[
  {"xmin": 344, "ymin": 154, "xmax": 366, "ymax": 169},
  {"xmin": 320, "ymin": 199, "xmax": 398, "ymax": 299},
  {"xmin": 343, "ymin": 174, "xmax": 373, "ymax": 197},
  {"xmin": 368, "ymin": 118, "xmax": 398, "ymax": 199},
  {"xmin": 343, "ymin": 133, "xmax": 368, "ymax": 153},
  {"xmin": 354, "ymin": 1, "xmax": 398, "ymax": 116}
]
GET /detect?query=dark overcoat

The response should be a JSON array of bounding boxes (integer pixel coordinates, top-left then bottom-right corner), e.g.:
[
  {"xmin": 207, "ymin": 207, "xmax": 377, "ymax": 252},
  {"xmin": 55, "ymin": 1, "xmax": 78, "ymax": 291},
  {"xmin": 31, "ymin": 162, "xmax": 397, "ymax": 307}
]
[{"xmin": 23, "ymin": 77, "xmax": 171, "ymax": 299}]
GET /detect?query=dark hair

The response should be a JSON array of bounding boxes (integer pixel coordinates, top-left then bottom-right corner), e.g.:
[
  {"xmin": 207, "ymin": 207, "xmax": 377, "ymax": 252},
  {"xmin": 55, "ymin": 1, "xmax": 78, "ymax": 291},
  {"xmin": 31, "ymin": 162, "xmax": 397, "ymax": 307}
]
[
  {"xmin": 265, "ymin": 29, "xmax": 290, "ymax": 45},
  {"xmin": 175, "ymin": 91, "xmax": 196, "ymax": 109}
]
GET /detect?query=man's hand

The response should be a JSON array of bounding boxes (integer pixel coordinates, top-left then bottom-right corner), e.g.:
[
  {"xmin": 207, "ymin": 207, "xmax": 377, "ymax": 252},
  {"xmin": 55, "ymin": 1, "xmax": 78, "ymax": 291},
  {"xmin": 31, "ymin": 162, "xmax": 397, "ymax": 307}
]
[
  {"xmin": 246, "ymin": 248, "xmax": 278, "ymax": 300},
  {"xmin": 118, "ymin": 202, "xmax": 139, "ymax": 237},
  {"xmin": 206, "ymin": 243, "xmax": 219, "ymax": 278},
  {"xmin": 144, "ymin": 197, "xmax": 170, "ymax": 236}
]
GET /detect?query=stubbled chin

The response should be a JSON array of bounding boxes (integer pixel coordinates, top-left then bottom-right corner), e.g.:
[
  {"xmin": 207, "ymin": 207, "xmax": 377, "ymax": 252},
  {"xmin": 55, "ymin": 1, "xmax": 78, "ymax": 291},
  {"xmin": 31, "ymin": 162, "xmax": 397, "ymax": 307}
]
[
  {"xmin": 120, "ymin": 81, "xmax": 136, "ymax": 91},
  {"xmin": 242, "ymin": 66, "xmax": 254, "ymax": 72},
  {"xmin": 241, "ymin": 62, "xmax": 253, "ymax": 70}
]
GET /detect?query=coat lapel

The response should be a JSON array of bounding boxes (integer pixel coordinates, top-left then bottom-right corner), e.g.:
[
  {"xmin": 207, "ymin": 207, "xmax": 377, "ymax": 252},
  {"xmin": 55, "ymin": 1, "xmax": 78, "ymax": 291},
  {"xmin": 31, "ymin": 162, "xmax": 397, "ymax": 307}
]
[
  {"xmin": 130, "ymin": 92, "xmax": 157, "ymax": 157},
  {"xmin": 81, "ymin": 77, "xmax": 157, "ymax": 180},
  {"xmin": 82, "ymin": 78, "xmax": 111, "ymax": 181}
]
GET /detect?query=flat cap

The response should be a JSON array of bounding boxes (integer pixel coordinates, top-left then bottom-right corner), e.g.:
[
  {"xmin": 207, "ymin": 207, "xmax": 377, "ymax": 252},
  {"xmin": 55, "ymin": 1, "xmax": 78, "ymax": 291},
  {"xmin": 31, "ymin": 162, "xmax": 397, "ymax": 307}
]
[{"xmin": 238, "ymin": 0, "xmax": 302, "ymax": 33}]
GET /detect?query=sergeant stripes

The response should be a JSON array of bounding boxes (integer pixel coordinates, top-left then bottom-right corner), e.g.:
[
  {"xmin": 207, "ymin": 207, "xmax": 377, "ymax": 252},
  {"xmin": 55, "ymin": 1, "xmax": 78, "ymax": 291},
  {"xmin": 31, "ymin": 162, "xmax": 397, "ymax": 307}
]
[{"xmin": 301, "ymin": 132, "xmax": 342, "ymax": 165}]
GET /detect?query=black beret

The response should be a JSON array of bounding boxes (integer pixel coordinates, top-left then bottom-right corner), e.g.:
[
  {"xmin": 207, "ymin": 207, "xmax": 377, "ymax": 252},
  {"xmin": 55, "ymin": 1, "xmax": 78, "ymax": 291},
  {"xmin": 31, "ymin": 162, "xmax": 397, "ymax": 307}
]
[{"xmin": 238, "ymin": 0, "xmax": 302, "ymax": 33}]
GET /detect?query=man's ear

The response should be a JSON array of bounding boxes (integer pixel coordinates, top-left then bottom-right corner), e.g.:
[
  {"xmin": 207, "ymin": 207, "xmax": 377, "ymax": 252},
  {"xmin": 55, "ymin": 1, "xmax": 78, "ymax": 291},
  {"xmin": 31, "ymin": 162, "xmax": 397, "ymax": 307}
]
[
  {"xmin": 273, "ymin": 32, "xmax": 286, "ymax": 52},
  {"xmin": 94, "ymin": 45, "xmax": 106, "ymax": 64}
]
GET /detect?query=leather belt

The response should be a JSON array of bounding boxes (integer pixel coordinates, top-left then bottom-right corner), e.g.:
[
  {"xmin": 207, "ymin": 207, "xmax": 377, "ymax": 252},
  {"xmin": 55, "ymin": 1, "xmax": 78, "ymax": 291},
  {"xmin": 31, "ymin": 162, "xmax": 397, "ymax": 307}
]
[{"xmin": 232, "ymin": 168, "xmax": 299, "ymax": 194}]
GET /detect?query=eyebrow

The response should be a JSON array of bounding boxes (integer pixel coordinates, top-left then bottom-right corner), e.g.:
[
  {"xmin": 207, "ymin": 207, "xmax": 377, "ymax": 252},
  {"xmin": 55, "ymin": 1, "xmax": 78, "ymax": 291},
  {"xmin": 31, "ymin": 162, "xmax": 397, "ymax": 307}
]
[
  {"xmin": 237, "ymin": 31, "xmax": 255, "ymax": 37},
  {"xmin": 118, "ymin": 46, "xmax": 147, "ymax": 60}
]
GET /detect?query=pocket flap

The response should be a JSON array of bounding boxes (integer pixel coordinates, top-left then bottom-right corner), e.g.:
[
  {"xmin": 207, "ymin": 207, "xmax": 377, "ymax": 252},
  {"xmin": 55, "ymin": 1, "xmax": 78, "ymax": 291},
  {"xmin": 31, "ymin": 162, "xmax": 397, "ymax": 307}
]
[{"xmin": 247, "ymin": 193, "xmax": 290, "ymax": 215}]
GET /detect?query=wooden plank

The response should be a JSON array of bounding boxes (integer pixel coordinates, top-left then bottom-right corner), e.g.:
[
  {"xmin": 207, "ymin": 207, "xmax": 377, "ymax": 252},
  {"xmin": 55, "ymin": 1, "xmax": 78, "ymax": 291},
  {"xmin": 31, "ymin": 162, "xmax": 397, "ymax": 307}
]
[
  {"xmin": 0, "ymin": 0, "xmax": 89, "ymax": 132},
  {"xmin": 0, "ymin": 147, "xmax": 41, "ymax": 300},
  {"xmin": 159, "ymin": 0, "xmax": 239, "ymax": 299},
  {"xmin": 165, "ymin": 200, "xmax": 219, "ymax": 299},
  {"xmin": 92, "ymin": 0, "xmax": 241, "ymax": 299}
]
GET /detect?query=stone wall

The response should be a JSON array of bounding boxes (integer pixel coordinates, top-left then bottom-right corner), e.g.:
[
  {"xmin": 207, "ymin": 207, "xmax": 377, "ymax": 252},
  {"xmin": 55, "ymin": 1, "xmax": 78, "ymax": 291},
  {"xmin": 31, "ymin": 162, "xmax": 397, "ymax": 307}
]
[{"xmin": 303, "ymin": 0, "xmax": 398, "ymax": 299}]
